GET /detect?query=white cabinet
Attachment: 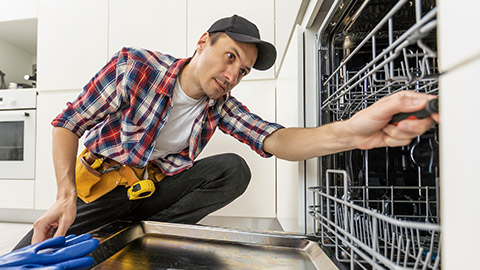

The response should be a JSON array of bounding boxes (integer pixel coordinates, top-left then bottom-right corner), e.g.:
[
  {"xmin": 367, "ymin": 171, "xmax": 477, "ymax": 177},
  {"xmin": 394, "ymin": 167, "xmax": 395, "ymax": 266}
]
[
  {"xmin": 37, "ymin": 0, "xmax": 108, "ymax": 91},
  {"xmin": 274, "ymin": 0, "xmax": 305, "ymax": 75},
  {"xmin": 108, "ymin": 0, "xmax": 187, "ymax": 58},
  {"xmin": 439, "ymin": 57, "xmax": 480, "ymax": 270},
  {"xmin": 35, "ymin": 90, "xmax": 82, "ymax": 210},
  {"xmin": 438, "ymin": 0, "xmax": 480, "ymax": 72},
  {"xmin": 275, "ymin": 25, "xmax": 304, "ymax": 233},
  {"xmin": 0, "ymin": 180, "xmax": 34, "ymax": 209},
  {"xmin": 0, "ymin": 0, "xmax": 38, "ymax": 22},
  {"xmin": 187, "ymin": 0, "xmax": 275, "ymax": 80},
  {"xmin": 197, "ymin": 80, "xmax": 277, "ymax": 218}
]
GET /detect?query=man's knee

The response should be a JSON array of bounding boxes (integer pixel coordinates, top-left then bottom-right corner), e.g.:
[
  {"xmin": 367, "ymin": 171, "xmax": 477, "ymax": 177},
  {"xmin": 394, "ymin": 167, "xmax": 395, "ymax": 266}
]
[{"xmin": 219, "ymin": 153, "xmax": 251, "ymax": 196}]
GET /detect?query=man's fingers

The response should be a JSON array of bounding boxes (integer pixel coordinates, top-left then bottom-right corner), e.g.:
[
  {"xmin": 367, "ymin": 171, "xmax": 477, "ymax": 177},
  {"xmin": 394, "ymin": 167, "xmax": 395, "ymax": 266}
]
[
  {"xmin": 32, "ymin": 221, "xmax": 56, "ymax": 245},
  {"xmin": 383, "ymin": 117, "xmax": 434, "ymax": 138},
  {"xmin": 373, "ymin": 91, "xmax": 434, "ymax": 121},
  {"xmin": 382, "ymin": 117, "xmax": 435, "ymax": 147},
  {"xmin": 53, "ymin": 221, "xmax": 70, "ymax": 239}
]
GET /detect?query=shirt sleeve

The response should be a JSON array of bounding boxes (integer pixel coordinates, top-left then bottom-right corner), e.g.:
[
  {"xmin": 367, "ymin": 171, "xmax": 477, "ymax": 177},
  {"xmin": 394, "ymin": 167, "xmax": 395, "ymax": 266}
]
[
  {"xmin": 218, "ymin": 95, "xmax": 284, "ymax": 158},
  {"xmin": 51, "ymin": 49, "xmax": 129, "ymax": 137}
]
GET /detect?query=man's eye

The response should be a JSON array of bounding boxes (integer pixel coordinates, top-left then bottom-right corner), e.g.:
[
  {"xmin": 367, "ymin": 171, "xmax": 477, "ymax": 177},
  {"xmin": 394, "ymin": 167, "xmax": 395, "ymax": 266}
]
[
  {"xmin": 240, "ymin": 69, "xmax": 247, "ymax": 76},
  {"xmin": 227, "ymin": 52, "xmax": 234, "ymax": 61}
]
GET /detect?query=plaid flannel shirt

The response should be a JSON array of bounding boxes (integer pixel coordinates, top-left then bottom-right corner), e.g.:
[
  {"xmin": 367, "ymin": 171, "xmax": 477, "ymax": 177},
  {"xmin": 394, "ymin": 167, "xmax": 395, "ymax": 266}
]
[{"xmin": 52, "ymin": 47, "xmax": 284, "ymax": 175}]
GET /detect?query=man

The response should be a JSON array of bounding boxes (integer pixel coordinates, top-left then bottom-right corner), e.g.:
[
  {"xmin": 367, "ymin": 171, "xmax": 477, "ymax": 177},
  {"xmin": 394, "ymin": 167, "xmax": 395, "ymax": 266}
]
[{"xmin": 15, "ymin": 15, "xmax": 438, "ymax": 249}]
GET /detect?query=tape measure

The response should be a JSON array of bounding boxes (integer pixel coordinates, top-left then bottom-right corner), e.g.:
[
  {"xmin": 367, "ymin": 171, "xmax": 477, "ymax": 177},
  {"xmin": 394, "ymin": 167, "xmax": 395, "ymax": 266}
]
[{"xmin": 127, "ymin": 179, "xmax": 156, "ymax": 200}]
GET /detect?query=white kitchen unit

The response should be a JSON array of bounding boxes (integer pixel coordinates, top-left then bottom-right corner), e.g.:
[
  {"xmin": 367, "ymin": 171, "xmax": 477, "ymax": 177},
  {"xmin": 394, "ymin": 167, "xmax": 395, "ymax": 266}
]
[
  {"xmin": 108, "ymin": 0, "xmax": 187, "ymax": 58},
  {"xmin": 275, "ymin": 25, "xmax": 305, "ymax": 233},
  {"xmin": 36, "ymin": 0, "xmax": 109, "ymax": 91},
  {"xmin": 438, "ymin": 0, "xmax": 480, "ymax": 268},
  {"xmin": 0, "ymin": 0, "xmax": 38, "ymax": 22},
  {"xmin": 274, "ymin": 0, "xmax": 307, "ymax": 75},
  {"xmin": 187, "ymin": 0, "xmax": 275, "ymax": 81},
  {"xmin": 0, "ymin": 180, "xmax": 34, "ymax": 209},
  {"xmin": 440, "ymin": 55, "xmax": 480, "ymax": 270},
  {"xmin": 197, "ymin": 80, "xmax": 277, "ymax": 218},
  {"xmin": 34, "ymin": 90, "xmax": 82, "ymax": 210},
  {"xmin": 437, "ymin": 0, "xmax": 480, "ymax": 72}
]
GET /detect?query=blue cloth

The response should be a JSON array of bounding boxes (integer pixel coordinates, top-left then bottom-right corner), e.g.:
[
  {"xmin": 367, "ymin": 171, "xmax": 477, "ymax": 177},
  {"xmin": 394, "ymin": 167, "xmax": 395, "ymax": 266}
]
[{"xmin": 0, "ymin": 234, "xmax": 98, "ymax": 269}]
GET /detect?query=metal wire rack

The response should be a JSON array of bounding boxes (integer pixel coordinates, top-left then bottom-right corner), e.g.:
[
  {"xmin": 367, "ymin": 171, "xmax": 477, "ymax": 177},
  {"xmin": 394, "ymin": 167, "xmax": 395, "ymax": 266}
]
[
  {"xmin": 320, "ymin": 0, "xmax": 438, "ymax": 120},
  {"xmin": 312, "ymin": 0, "xmax": 441, "ymax": 268},
  {"xmin": 309, "ymin": 170, "xmax": 440, "ymax": 270}
]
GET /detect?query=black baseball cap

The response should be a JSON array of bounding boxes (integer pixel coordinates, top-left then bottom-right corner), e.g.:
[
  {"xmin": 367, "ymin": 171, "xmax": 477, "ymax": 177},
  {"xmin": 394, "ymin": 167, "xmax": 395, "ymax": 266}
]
[{"xmin": 207, "ymin": 15, "xmax": 277, "ymax": 70}]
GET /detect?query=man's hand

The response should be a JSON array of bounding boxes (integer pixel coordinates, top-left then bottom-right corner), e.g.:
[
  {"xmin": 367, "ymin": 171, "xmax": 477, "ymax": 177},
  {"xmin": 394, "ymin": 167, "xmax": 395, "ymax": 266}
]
[
  {"xmin": 346, "ymin": 91, "xmax": 439, "ymax": 150},
  {"xmin": 31, "ymin": 127, "xmax": 81, "ymax": 244},
  {"xmin": 32, "ymin": 196, "xmax": 77, "ymax": 245}
]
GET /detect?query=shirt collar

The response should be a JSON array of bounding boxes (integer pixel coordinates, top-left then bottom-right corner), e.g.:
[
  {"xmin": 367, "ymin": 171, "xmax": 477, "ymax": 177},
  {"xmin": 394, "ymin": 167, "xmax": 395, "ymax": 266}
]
[{"xmin": 156, "ymin": 57, "xmax": 191, "ymax": 97}]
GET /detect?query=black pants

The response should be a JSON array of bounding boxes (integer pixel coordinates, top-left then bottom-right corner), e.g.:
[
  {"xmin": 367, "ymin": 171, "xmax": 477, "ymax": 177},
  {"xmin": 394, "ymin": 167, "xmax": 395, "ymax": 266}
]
[{"xmin": 14, "ymin": 153, "xmax": 251, "ymax": 250}]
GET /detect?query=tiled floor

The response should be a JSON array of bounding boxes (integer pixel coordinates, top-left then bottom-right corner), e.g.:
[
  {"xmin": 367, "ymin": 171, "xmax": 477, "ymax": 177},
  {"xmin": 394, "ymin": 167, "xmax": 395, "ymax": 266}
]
[{"xmin": 0, "ymin": 222, "xmax": 33, "ymax": 255}]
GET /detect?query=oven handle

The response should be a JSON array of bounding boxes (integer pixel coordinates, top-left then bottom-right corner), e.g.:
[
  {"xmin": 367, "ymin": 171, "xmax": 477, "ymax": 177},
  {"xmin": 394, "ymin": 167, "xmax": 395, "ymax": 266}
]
[{"xmin": 0, "ymin": 110, "xmax": 34, "ymax": 118}]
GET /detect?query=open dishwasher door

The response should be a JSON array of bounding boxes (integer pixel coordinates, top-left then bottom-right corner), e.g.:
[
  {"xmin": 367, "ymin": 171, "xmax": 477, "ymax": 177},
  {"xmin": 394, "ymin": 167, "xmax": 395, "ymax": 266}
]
[
  {"xmin": 309, "ymin": 0, "xmax": 440, "ymax": 269},
  {"xmin": 88, "ymin": 220, "xmax": 338, "ymax": 269}
]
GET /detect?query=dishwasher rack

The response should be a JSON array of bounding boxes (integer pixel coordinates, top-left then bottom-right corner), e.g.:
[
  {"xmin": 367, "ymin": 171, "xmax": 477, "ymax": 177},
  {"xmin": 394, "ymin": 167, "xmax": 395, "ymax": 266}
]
[
  {"xmin": 320, "ymin": 0, "xmax": 438, "ymax": 120},
  {"xmin": 309, "ymin": 170, "xmax": 440, "ymax": 270},
  {"xmin": 311, "ymin": 0, "xmax": 440, "ymax": 269}
]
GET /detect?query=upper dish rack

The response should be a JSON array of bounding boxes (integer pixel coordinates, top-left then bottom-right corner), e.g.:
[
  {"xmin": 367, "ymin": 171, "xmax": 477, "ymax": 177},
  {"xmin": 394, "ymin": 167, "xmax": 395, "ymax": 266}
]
[{"xmin": 320, "ymin": 0, "xmax": 438, "ymax": 121}]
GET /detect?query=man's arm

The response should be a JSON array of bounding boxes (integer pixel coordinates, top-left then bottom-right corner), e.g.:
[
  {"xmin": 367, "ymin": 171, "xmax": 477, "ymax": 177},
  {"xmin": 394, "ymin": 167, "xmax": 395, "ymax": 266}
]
[
  {"xmin": 32, "ymin": 127, "xmax": 79, "ymax": 244},
  {"xmin": 263, "ymin": 91, "xmax": 438, "ymax": 161}
]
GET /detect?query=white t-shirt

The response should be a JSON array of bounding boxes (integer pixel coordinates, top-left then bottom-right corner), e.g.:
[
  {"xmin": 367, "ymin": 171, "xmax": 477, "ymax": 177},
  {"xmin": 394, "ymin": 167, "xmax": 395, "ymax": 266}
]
[{"xmin": 150, "ymin": 80, "xmax": 207, "ymax": 160}]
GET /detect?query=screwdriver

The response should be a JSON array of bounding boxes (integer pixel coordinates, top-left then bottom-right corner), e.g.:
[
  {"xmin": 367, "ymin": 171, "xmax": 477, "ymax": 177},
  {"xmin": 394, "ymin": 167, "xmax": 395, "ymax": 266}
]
[{"xmin": 390, "ymin": 98, "xmax": 438, "ymax": 125}]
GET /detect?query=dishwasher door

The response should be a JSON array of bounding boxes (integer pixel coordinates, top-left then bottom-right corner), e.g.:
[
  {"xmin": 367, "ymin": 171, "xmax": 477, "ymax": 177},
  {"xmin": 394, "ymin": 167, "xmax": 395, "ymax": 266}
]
[
  {"xmin": 309, "ymin": 0, "xmax": 440, "ymax": 269},
  {"xmin": 89, "ymin": 220, "xmax": 338, "ymax": 269}
]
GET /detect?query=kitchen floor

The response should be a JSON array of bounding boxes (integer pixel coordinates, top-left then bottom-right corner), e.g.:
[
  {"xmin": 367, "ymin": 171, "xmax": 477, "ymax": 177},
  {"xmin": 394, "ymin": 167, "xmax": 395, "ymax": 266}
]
[{"xmin": 0, "ymin": 222, "xmax": 32, "ymax": 255}]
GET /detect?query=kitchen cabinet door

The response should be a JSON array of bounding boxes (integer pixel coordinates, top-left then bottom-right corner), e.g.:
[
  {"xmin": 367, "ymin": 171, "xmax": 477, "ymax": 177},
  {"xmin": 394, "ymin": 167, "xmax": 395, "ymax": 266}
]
[
  {"xmin": 0, "ymin": 0, "xmax": 38, "ymax": 22},
  {"xmin": 439, "ymin": 56, "xmax": 480, "ymax": 270},
  {"xmin": 438, "ymin": 0, "xmax": 480, "ymax": 73},
  {"xmin": 275, "ymin": 25, "xmax": 304, "ymax": 233},
  {"xmin": 197, "ymin": 80, "xmax": 277, "ymax": 218},
  {"xmin": 109, "ymin": 0, "xmax": 187, "ymax": 58},
  {"xmin": 0, "ymin": 180, "xmax": 34, "ymax": 209},
  {"xmin": 274, "ymin": 0, "xmax": 305, "ymax": 75},
  {"xmin": 35, "ymin": 90, "xmax": 82, "ymax": 210},
  {"xmin": 187, "ymin": 0, "xmax": 275, "ymax": 80},
  {"xmin": 36, "ymin": 0, "xmax": 108, "ymax": 92}
]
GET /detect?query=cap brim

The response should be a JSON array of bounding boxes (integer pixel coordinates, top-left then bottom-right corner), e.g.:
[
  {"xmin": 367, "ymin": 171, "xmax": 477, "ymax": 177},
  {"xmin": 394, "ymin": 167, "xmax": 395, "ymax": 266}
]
[{"xmin": 225, "ymin": 31, "xmax": 276, "ymax": 70}]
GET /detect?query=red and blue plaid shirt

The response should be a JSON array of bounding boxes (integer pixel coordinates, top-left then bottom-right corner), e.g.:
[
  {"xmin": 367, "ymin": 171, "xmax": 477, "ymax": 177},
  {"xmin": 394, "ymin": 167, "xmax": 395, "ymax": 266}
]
[{"xmin": 52, "ymin": 47, "xmax": 283, "ymax": 175}]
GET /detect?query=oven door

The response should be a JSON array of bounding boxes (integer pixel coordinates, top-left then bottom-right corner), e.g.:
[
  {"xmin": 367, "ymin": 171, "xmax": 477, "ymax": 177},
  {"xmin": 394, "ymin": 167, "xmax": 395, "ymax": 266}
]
[{"xmin": 0, "ymin": 109, "xmax": 36, "ymax": 179}]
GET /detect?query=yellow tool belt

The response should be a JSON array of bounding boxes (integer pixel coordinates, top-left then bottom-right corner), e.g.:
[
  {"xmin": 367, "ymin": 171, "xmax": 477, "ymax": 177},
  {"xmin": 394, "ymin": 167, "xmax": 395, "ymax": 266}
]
[{"xmin": 75, "ymin": 148, "xmax": 165, "ymax": 203}]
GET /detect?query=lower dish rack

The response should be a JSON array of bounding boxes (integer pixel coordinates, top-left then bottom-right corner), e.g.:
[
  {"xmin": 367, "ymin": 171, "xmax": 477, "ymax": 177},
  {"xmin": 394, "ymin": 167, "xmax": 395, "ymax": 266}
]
[{"xmin": 309, "ymin": 169, "xmax": 440, "ymax": 270}]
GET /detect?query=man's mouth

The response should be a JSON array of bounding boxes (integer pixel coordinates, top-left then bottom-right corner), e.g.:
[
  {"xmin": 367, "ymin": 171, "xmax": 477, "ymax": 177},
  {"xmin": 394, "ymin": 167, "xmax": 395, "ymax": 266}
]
[{"xmin": 214, "ymin": 79, "xmax": 227, "ymax": 92}]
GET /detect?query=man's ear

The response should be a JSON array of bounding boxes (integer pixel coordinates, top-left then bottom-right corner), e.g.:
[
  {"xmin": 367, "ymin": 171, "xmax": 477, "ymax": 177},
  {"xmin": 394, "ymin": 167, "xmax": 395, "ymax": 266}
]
[{"xmin": 196, "ymin": 32, "xmax": 209, "ymax": 53}]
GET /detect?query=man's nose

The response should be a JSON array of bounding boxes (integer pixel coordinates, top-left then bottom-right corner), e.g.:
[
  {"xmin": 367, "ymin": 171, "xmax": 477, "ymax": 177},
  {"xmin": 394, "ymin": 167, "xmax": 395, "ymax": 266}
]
[{"xmin": 225, "ymin": 66, "xmax": 240, "ymax": 86}]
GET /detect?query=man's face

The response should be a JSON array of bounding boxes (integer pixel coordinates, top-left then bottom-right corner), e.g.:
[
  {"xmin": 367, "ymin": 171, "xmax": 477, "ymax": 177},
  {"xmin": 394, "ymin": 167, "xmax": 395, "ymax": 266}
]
[{"xmin": 195, "ymin": 33, "xmax": 258, "ymax": 99}]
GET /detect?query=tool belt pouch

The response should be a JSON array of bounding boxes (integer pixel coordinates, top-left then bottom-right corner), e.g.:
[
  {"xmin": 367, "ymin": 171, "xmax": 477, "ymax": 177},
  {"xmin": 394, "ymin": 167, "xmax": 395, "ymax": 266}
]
[
  {"xmin": 75, "ymin": 148, "xmax": 124, "ymax": 203},
  {"xmin": 75, "ymin": 148, "xmax": 165, "ymax": 204}
]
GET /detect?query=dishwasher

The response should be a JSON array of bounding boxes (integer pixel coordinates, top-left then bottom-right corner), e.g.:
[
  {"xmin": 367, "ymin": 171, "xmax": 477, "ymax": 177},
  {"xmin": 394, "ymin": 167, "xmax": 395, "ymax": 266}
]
[
  {"xmin": 309, "ymin": 0, "xmax": 440, "ymax": 269},
  {"xmin": 86, "ymin": 0, "xmax": 440, "ymax": 269}
]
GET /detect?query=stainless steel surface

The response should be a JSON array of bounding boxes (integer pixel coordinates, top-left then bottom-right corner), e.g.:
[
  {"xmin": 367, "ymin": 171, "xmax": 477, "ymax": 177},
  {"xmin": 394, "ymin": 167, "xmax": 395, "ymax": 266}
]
[{"xmin": 89, "ymin": 220, "xmax": 338, "ymax": 269}]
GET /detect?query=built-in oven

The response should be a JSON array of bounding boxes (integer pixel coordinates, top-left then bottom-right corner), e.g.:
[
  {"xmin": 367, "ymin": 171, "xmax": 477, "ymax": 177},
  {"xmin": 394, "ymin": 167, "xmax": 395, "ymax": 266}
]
[
  {"xmin": 308, "ymin": 0, "xmax": 440, "ymax": 269},
  {"xmin": 0, "ymin": 89, "xmax": 36, "ymax": 180}
]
